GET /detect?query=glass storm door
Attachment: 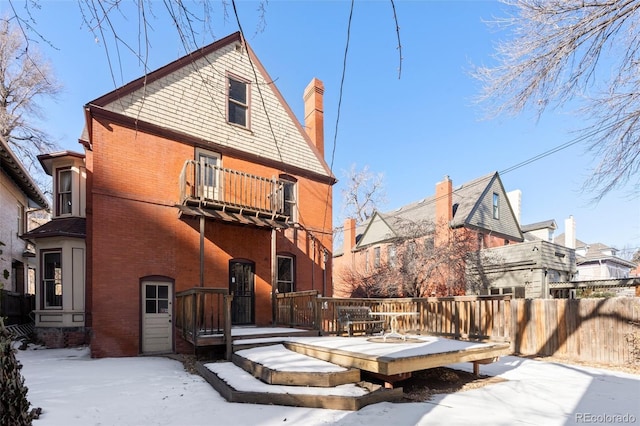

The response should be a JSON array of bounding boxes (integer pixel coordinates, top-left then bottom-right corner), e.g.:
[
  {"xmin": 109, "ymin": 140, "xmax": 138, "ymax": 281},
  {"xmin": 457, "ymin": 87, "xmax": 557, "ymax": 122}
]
[{"xmin": 229, "ymin": 261, "xmax": 255, "ymax": 325}]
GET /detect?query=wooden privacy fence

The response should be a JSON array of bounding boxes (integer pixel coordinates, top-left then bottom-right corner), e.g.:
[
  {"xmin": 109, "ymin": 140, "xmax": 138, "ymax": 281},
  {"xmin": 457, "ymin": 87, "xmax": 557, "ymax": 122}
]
[
  {"xmin": 274, "ymin": 292, "xmax": 640, "ymax": 365},
  {"xmin": 511, "ymin": 297, "xmax": 640, "ymax": 365}
]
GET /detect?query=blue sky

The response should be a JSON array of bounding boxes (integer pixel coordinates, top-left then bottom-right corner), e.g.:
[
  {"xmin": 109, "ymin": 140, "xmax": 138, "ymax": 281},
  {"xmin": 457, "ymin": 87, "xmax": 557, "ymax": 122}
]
[{"xmin": 7, "ymin": 0, "xmax": 639, "ymax": 254}]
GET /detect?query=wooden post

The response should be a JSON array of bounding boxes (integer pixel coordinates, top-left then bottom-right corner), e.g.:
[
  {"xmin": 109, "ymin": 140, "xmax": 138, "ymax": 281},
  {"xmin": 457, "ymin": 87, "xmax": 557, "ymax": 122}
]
[
  {"xmin": 271, "ymin": 228, "xmax": 277, "ymax": 324},
  {"xmin": 224, "ymin": 293, "xmax": 233, "ymax": 360}
]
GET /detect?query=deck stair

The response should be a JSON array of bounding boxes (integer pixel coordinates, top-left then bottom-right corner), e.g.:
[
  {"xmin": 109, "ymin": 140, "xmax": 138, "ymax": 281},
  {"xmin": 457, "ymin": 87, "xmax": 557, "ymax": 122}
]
[
  {"xmin": 196, "ymin": 343, "xmax": 403, "ymax": 410},
  {"xmin": 230, "ymin": 327, "xmax": 320, "ymax": 351}
]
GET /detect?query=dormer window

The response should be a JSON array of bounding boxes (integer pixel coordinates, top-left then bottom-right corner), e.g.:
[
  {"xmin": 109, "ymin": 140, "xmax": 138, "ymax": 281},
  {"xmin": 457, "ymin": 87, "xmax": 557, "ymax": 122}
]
[
  {"xmin": 228, "ymin": 75, "xmax": 249, "ymax": 128},
  {"xmin": 57, "ymin": 168, "xmax": 73, "ymax": 215}
]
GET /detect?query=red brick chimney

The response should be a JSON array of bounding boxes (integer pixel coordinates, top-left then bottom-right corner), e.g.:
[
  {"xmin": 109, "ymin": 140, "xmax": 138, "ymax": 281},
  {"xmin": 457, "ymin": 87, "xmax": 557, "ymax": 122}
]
[
  {"xmin": 304, "ymin": 78, "xmax": 324, "ymax": 158},
  {"xmin": 435, "ymin": 175, "xmax": 453, "ymax": 247},
  {"xmin": 343, "ymin": 218, "xmax": 356, "ymax": 256}
]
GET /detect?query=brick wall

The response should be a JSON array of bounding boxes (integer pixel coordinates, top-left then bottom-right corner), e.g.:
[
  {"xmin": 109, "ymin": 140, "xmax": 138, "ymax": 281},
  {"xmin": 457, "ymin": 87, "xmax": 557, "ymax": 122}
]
[{"xmin": 87, "ymin": 115, "xmax": 333, "ymax": 357}]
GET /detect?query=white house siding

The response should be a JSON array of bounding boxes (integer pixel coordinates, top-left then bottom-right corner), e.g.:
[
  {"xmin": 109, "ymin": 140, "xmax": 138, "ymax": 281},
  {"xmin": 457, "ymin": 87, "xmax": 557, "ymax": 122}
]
[
  {"xmin": 102, "ymin": 43, "xmax": 329, "ymax": 178},
  {"xmin": 0, "ymin": 170, "xmax": 32, "ymax": 293}
]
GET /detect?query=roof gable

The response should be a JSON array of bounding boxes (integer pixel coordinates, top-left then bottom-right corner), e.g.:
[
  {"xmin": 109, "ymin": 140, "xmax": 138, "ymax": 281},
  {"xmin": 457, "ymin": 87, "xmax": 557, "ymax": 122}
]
[
  {"xmin": 462, "ymin": 172, "xmax": 523, "ymax": 241},
  {"xmin": 87, "ymin": 32, "xmax": 333, "ymax": 180},
  {"xmin": 356, "ymin": 212, "xmax": 396, "ymax": 249}
]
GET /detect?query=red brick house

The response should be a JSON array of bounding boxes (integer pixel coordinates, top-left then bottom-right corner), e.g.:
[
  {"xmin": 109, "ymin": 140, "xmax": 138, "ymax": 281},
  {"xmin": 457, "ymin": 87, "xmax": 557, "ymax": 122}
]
[
  {"xmin": 334, "ymin": 173, "xmax": 523, "ymax": 297},
  {"xmin": 26, "ymin": 32, "xmax": 335, "ymax": 357}
]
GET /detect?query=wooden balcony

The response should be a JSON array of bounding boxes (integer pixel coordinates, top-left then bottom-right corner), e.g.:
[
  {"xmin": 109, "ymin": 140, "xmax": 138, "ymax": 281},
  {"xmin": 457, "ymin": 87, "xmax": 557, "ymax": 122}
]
[{"xmin": 178, "ymin": 160, "xmax": 291, "ymax": 228}]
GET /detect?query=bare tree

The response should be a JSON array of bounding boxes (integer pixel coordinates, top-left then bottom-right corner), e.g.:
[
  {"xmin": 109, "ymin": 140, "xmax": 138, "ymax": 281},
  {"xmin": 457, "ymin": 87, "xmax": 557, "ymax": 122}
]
[
  {"xmin": 0, "ymin": 19, "xmax": 60, "ymax": 178},
  {"xmin": 473, "ymin": 0, "xmax": 640, "ymax": 201},
  {"xmin": 336, "ymin": 217, "xmax": 497, "ymax": 298},
  {"xmin": 341, "ymin": 164, "xmax": 387, "ymax": 224}
]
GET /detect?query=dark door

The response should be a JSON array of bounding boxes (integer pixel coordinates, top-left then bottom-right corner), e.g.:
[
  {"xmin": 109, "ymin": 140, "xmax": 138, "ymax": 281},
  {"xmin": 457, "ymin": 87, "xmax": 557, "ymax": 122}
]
[{"xmin": 229, "ymin": 261, "xmax": 254, "ymax": 325}]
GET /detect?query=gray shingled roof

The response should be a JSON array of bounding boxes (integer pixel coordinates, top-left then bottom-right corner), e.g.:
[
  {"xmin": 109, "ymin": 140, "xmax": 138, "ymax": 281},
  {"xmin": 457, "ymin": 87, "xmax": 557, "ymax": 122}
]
[
  {"xmin": 22, "ymin": 217, "xmax": 86, "ymax": 239},
  {"xmin": 334, "ymin": 171, "xmax": 523, "ymax": 255},
  {"xmin": 521, "ymin": 219, "xmax": 557, "ymax": 233}
]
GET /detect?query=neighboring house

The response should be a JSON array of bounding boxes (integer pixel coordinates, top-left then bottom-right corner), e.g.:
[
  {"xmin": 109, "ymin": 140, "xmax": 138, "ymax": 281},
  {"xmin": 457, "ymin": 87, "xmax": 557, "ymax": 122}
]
[
  {"xmin": 555, "ymin": 216, "xmax": 636, "ymax": 281},
  {"xmin": 470, "ymin": 240, "xmax": 576, "ymax": 299},
  {"xmin": 334, "ymin": 172, "xmax": 523, "ymax": 296},
  {"xmin": 0, "ymin": 136, "xmax": 49, "ymax": 302},
  {"xmin": 26, "ymin": 32, "xmax": 336, "ymax": 357},
  {"xmin": 471, "ymin": 217, "xmax": 577, "ymax": 299}
]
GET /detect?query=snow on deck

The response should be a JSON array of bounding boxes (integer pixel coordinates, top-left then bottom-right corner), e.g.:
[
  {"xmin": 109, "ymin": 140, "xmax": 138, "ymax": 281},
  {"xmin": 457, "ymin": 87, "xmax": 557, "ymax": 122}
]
[
  {"xmin": 286, "ymin": 335, "xmax": 493, "ymax": 359},
  {"xmin": 235, "ymin": 344, "xmax": 348, "ymax": 372},
  {"xmin": 205, "ymin": 362, "xmax": 367, "ymax": 396}
]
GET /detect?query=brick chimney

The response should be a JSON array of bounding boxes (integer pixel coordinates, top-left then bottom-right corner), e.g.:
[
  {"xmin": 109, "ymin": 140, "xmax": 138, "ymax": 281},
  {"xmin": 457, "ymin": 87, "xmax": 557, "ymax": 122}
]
[
  {"xmin": 435, "ymin": 175, "xmax": 453, "ymax": 247},
  {"xmin": 304, "ymin": 78, "xmax": 324, "ymax": 158},
  {"xmin": 343, "ymin": 218, "xmax": 356, "ymax": 256}
]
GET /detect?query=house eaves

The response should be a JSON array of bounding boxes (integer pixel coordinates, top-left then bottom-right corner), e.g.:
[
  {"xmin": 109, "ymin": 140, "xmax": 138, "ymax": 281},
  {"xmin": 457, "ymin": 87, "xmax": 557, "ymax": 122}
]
[{"xmin": 0, "ymin": 136, "xmax": 49, "ymax": 209}]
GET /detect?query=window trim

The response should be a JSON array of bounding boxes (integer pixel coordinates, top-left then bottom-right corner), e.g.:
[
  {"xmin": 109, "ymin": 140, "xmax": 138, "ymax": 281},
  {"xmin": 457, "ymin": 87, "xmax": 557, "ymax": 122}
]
[
  {"xmin": 492, "ymin": 193, "xmax": 500, "ymax": 220},
  {"xmin": 276, "ymin": 254, "xmax": 295, "ymax": 294},
  {"xmin": 56, "ymin": 167, "xmax": 73, "ymax": 216},
  {"xmin": 227, "ymin": 73, "xmax": 251, "ymax": 129}
]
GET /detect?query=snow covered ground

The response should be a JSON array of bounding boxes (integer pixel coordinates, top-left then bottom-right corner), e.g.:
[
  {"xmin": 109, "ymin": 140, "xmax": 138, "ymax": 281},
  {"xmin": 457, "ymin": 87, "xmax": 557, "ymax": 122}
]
[{"xmin": 17, "ymin": 345, "xmax": 640, "ymax": 426}]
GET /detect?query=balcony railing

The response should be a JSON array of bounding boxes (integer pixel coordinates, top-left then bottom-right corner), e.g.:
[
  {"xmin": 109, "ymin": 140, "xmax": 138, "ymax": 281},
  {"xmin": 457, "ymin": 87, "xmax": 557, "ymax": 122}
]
[{"xmin": 179, "ymin": 160, "xmax": 290, "ymax": 219}]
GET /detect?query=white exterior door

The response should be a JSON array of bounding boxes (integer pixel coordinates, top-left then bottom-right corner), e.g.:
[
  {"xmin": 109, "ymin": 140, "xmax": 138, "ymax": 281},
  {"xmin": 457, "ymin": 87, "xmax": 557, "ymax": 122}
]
[
  {"xmin": 142, "ymin": 281, "xmax": 173, "ymax": 354},
  {"xmin": 196, "ymin": 149, "xmax": 220, "ymax": 201}
]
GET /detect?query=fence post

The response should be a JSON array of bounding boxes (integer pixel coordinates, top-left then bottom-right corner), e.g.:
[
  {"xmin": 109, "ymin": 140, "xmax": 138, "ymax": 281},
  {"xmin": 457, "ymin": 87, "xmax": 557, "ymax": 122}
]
[{"xmin": 454, "ymin": 299, "xmax": 460, "ymax": 339}]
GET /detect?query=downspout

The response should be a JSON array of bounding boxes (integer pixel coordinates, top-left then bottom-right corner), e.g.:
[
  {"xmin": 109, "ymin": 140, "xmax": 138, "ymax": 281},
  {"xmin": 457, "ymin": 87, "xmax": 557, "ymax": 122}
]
[
  {"xmin": 322, "ymin": 249, "xmax": 328, "ymax": 297},
  {"xmin": 271, "ymin": 228, "xmax": 277, "ymax": 324},
  {"xmin": 311, "ymin": 237, "xmax": 315, "ymax": 291},
  {"xmin": 199, "ymin": 216, "xmax": 205, "ymax": 287}
]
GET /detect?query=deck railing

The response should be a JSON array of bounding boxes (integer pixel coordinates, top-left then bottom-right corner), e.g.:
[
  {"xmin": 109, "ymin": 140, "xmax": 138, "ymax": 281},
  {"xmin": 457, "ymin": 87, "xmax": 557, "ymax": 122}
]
[
  {"xmin": 175, "ymin": 288, "xmax": 233, "ymax": 359},
  {"xmin": 179, "ymin": 160, "xmax": 290, "ymax": 217},
  {"xmin": 274, "ymin": 291, "xmax": 511, "ymax": 341},
  {"xmin": 275, "ymin": 290, "xmax": 319, "ymax": 328}
]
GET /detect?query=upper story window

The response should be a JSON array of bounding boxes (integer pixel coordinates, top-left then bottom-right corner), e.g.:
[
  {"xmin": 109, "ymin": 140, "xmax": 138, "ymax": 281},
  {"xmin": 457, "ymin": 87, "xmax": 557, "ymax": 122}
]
[
  {"xmin": 279, "ymin": 175, "xmax": 297, "ymax": 221},
  {"xmin": 373, "ymin": 246, "xmax": 381, "ymax": 268},
  {"xmin": 228, "ymin": 76, "xmax": 249, "ymax": 128},
  {"xmin": 492, "ymin": 193, "xmax": 500, "ymax": 220},
  {"xmin": 57, "ymin": 168, "xmax": 73, "ymax": 216}
]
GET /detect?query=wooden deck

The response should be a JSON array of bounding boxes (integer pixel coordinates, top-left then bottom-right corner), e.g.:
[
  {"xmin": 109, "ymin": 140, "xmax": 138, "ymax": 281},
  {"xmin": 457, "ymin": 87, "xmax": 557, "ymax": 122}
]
[{"xmin": 283, "ymin": 335, "xmax": 511, "ymax": 376}]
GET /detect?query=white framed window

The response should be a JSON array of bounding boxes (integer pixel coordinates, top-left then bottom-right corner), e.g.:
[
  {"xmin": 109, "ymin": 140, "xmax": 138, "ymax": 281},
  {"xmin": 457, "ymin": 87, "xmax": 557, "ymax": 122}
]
[
  {"xmin": 42, "ymin": 251, "xmax": 62, "ymax": 308},
  {"xmin": 276, "ymin": 255, "xmax": 295, "ymax": 293},
  {"xmin": 195, "ymin": 148, "xmax": 221, "ymax": 201},
  {"xmin": 373, "ymin": 246, "xmax": 381, "ymax": 268},
  {"xmin": 227, "ymin": 75, "xmax": 249, "ymax": 128},
  {"xmin": 57, "ymin": 168, "xmax": 73, "ymax": 216},
  {"xmin": 277, "ymin": 175, "xmax": 297, "ymax": 221},
  {"xmin": 492, "ymin": 193, "xmax": 500, "ymax": 220}
]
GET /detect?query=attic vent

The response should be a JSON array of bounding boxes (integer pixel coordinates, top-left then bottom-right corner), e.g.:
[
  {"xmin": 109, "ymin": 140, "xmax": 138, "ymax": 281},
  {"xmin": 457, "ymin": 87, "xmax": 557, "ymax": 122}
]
[{"xmin": 234, "ymin": 43, "xmax": 243, "ymax": 52}]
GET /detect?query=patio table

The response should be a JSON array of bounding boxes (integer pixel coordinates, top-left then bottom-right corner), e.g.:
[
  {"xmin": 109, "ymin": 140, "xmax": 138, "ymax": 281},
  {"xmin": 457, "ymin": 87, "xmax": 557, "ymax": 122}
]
[{"xmin": 369, "ymin": 311, "xmax": 419, "ymax": 341}]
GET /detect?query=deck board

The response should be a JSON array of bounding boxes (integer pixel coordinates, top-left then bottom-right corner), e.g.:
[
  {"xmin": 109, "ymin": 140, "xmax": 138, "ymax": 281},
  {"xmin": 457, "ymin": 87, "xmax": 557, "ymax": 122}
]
[{"xmin": 284, "ymin": 336, "xmax": 511, "ymax": 376}]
